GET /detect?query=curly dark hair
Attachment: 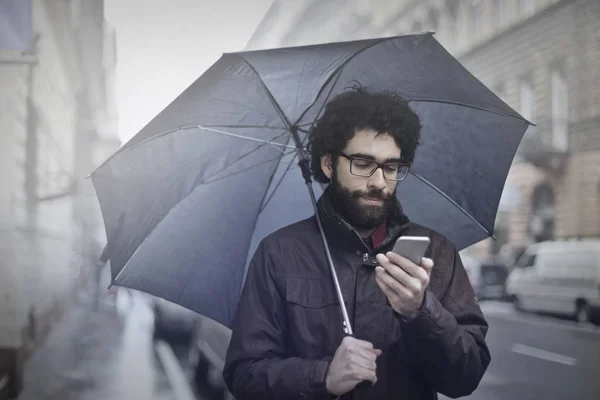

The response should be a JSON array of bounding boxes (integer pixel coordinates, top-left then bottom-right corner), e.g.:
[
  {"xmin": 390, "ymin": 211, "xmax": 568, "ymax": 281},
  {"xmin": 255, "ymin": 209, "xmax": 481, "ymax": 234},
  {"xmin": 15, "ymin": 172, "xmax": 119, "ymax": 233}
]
[{"xmin": 307, "ymin": 84, "xmax": 421, "ymax": 184}]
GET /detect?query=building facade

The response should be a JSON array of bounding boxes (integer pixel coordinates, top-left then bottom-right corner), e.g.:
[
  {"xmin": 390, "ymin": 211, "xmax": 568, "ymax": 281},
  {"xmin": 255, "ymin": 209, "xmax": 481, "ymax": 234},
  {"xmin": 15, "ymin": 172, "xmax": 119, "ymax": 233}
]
[
  {"xmin": 0, "ymin": 1, "xmax": 120, "ymax": 396},
  {"xmin": 247, "ymin": 0, "xmax": 600, "ymax": 263}
]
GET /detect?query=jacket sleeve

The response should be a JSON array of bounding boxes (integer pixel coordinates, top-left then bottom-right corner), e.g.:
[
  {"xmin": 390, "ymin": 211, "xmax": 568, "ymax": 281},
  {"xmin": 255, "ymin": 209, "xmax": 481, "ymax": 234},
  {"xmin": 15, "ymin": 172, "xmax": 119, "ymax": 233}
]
[
  {"xmin": 400, "ymin": 239, "xmax": 491, "ymax": 399},
  {"xmin": 223, "ymin": 241, "xmax": 332, "ymax": 400}
]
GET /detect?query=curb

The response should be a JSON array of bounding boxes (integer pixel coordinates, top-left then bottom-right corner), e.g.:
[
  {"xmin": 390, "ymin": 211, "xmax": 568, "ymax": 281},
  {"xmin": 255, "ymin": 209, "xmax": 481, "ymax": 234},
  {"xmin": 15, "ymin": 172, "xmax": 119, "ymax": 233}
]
[{"xmin": 155, "ymin": 340, "xmax": 196, "ymax": 400}]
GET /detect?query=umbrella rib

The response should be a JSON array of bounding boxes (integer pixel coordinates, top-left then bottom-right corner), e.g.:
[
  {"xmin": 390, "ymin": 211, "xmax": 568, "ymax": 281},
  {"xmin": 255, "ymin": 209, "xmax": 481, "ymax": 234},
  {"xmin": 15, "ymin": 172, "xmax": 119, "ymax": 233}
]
[
  {"xmin": 236, "ymin": 55, "xmax": 293, "ymax": 130},
  {"xmin": 292, "ymin": 49, "xmax": 315, "ymax": 117},
  {"xmin": 198, "ymin": 131, "xmax": 290, "ymax": 185},
  {"xmin": 196, "ymin": 126, "xmax": 294, "ymax": 151},
  {"xmin": 410, "ymin": 172, "xmax": 495, "ymax": 239},
  {"xmin": 89, "ymin": 124, "xmax": 292, "ymax": 177},
  {"xmin": 108, "ymin": 148, "xmax": 294, "ymax": 289},
  {"xmin": 408, "ymin": 99, "xmax": 533, "ymax": 125},
  {"xmin": 201, "ymin": 124, "xmax": 287, "ymax": 129},
  {"xmin": 203, "ymin": 150, "xmax": 296, "ymax": 185},
  {"xmin": 109, "ymin": 148, "xmax": 295, "ymax": 288},
  {"xmin": 259, "ymin": 152, "xmax": 298, "ymax": 213},
  {"xmin": 293, "ymin": 37, "xmax": 391, "ymax": 126}
]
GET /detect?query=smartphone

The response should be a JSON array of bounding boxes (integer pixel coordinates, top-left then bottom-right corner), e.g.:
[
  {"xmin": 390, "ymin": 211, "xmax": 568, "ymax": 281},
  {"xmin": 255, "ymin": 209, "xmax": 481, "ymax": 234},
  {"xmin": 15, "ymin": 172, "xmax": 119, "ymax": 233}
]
[{"xmin": 392, "ymin": 236, "xmax": 431, "ymax": 265}]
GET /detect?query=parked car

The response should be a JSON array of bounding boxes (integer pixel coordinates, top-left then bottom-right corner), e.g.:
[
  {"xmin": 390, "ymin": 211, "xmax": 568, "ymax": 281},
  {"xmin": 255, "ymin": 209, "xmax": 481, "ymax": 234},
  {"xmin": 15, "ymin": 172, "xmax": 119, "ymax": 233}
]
[
  {"xmin": 505, "ymin": 239, "xmax": 600, "ymax": 323},
  {"xmin": 152, "ymin": 297, "xmax": 200, "ymax": 342},
  {"xmin": 462, "ymin": 256, "xmax": 510, "ymax": 301},
  {"xmin": 190, "ymin": 316, "xmax": 234, "ymax": 400}
]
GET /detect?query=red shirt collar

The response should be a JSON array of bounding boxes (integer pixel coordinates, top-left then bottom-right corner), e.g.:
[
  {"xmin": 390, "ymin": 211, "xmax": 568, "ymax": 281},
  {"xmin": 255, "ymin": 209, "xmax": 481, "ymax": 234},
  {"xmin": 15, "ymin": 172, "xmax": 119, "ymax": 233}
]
[{"xmin": 365, "ymin": 220, "xmax": 388, "ymax": 250}]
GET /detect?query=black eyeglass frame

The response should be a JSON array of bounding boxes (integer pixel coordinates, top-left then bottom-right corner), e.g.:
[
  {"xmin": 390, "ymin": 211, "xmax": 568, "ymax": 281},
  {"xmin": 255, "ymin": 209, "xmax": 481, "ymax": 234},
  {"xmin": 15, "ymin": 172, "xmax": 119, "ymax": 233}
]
[{"xmin": 336, "ymin": 152, "xmax": 410, "ymax": 182}]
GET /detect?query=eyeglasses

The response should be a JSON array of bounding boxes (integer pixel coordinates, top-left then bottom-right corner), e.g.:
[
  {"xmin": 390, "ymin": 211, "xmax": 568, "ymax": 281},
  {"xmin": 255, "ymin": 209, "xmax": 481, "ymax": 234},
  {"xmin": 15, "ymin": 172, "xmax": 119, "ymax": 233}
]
[{"xmin": 337, "ymin": 152, "xmax": 410, "ymax": 181}]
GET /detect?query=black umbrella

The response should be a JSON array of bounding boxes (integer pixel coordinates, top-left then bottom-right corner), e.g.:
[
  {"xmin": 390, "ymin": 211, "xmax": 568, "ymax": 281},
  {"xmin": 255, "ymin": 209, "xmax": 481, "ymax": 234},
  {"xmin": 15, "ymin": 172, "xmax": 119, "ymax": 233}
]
[{"xmin": 90, "ymin": 33, "xmax": 530, "ymax": 331}]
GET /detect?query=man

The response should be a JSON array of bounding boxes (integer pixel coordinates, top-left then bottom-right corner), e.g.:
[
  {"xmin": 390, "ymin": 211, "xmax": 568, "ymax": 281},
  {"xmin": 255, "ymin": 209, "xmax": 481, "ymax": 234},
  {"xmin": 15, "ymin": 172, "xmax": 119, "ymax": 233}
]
[{"xmin": 223, "ymin": 86, "xmax": 490, "ymax": 399}]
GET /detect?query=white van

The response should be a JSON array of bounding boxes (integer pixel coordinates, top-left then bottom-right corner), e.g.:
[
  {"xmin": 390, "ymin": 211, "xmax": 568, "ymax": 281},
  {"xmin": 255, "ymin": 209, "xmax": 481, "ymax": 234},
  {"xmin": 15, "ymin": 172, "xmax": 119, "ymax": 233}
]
[{"xmin": 505, "ymin": 239, "xmax": 600, "ymax": 323}]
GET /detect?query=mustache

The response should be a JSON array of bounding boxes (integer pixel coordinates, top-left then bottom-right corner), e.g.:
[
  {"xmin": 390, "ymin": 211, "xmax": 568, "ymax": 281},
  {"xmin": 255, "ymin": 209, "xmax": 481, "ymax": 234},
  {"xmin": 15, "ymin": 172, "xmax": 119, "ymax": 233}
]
[{"xmin": 355, "ymin": 189, "xmax": 391, "ymax": 201}]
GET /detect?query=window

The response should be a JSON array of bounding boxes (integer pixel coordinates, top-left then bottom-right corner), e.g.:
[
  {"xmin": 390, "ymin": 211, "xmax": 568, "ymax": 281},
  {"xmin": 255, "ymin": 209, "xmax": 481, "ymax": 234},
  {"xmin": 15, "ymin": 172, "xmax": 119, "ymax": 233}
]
[
  {"xmin": 0, "ymin": 0, "xmax": 33, "ymax": 50},
  {"xmin": 516, "ymin": 252, "xmax": 536, "ymax": 269},
  {"xmin": 493, "ymin": 0, "xmax": 505, "ymax": 28},
  {"xmin": 551, "ymin": 70, "xmax": 569, "ymax": 151},
  {"xmin": 494, "ymin": 82, "xmax": 507, "ymax": 103},
  {"xmin": 428, "ymin": 9, "xmax": 440, "ymax": 32},
  {"xmin": 597, "ymin": 181, "xmax": 600, "ymax": 234},
  {"xmin": 411, "ymin": 20, "xmax": 423, "ymax": 33},
  {"xmin": 70, "ymin": 0, "xmax": 81, "ymax": 29},
  {"xmin": 470, "ymin": 0, "xmax": 482, "ymax": 36},
  {"xmin": 520, "ymin": 80, "xmax": 536, "ymax": 125},
  {"xmin": 520, "ymin": 0, "xmax": 535, "ymax": 17},
  {"xmin": 446, "ymin": 0, "xmax": 460, "ymax": 40}
]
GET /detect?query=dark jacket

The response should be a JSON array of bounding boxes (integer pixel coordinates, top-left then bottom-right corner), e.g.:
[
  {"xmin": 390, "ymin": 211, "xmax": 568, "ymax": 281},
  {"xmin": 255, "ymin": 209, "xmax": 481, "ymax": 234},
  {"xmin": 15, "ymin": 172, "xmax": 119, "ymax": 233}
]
[{"xmin": 223, "ymin": 189, "xmax": 490, "ymax": 399}]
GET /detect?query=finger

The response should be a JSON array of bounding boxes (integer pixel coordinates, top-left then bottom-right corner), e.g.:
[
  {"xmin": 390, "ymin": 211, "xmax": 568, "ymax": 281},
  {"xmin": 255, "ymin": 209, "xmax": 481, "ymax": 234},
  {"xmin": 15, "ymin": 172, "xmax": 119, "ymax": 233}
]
[
  {"xmin": 343, "ymin": 336, "xmax": 375, "ymax": 351},
  {"xmin": 350, "ymin": 361, "xmax": 378, "ymax": 383},
  {"xmin": 375, "ymin": 269, "xmax": 412, "ymax": 301},
  {"xmin": 375, "ymin": 275, "xmax": 397, "ymax": 304},
  {"xmin": 349, "ymin": 345, "xmax": 378, "ymax": 364},
  {"xmin": 420, "ymin": 257, "xmax": 434, "ymax": 275},
  {"xmin": 375, "ymin": 265, "xmax": 419, "ymax": 297},
  {"xmin": 373, "ymin": 348, "xmax": 382, "ymax": 357},
  {"xmin": 376, "ymin": 254, "xmax": 426, "ymax": 288},
  {"xmin": 384, "ymin": 252, "xmax": 429, "ymax": 282},
  {"xmin": 375, "ymin": 267, "xmax": 405, "ymax": 295},
  {"xmin": 350, "ymin": 353, "xmax": 377, "ymax": 373}
]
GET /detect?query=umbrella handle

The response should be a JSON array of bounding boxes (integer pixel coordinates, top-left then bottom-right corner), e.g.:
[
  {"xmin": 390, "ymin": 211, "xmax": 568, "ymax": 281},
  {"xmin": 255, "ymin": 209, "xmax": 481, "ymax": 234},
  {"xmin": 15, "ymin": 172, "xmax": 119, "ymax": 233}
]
[{"xmin": 346, "ymin": 332, "xmax": 375, "ymax": 391}]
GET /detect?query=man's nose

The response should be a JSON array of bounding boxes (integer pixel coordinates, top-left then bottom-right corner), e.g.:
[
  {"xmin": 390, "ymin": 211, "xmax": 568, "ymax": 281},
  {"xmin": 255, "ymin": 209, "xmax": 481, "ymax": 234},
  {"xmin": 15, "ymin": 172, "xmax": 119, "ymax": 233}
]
[{"xmin": 367, "ymin": 167, "xmax": 387, "ymax": 189}]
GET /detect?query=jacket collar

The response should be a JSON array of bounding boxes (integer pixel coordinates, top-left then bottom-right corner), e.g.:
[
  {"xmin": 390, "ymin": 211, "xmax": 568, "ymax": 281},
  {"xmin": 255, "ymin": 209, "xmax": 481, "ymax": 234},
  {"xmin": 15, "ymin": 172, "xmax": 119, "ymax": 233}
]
[{"xmin": 316, "ymin": 186, "xmax": 411, "ymax": 254}]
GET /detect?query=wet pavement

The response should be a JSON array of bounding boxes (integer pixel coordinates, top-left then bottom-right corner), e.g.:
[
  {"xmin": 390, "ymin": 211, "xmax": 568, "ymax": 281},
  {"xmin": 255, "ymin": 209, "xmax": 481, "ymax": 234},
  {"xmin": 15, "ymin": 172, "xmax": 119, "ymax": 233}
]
[
  {"xmin": 17, "ymin": 287, "xmax": 179, "ymax": 400},
  {"xmin": 17, "ymin": 284, "xmax": 599, "ymax": 400},
  {"xmin": 440, "ymin": 301, "xmax": 600, "ymax": 400}
]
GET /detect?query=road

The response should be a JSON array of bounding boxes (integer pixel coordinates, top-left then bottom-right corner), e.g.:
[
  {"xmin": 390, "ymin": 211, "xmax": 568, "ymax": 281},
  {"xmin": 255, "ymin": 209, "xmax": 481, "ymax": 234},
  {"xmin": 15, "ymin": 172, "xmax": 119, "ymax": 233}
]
[
  {"xmin": 174, "ymin": 299, "xmax": 600, "ymax": 400},
  {"xmin": 440, "ymin": 301, "xmax": 600, "ymax": 400},
  {"xmin": 16, "ymin": 287, "xmax": 598, "ymax": 400}
]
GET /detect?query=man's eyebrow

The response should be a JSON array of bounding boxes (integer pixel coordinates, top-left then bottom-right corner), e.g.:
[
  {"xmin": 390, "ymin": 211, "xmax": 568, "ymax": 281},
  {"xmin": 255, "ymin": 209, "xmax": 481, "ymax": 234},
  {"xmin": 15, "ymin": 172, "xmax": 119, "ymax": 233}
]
[{"xmin": 349, "ymin": 153, "xmax": 403, "ymax": 163}]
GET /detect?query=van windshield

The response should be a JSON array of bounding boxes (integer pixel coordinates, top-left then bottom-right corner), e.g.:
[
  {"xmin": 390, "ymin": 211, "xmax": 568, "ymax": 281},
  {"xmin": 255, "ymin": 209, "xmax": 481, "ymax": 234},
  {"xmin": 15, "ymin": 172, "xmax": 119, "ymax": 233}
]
[{"xmin": 516, "ymin": 252, "xmax": 536, "ymax": 268}]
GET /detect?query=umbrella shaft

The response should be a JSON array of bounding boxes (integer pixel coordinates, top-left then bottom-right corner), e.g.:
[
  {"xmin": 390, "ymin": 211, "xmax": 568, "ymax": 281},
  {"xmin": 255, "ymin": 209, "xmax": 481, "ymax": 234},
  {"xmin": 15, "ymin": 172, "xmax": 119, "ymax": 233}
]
[
  {"xmin": 289, "ymin": 126, "xmax": 353, "ymax": 335},
  {"xmin": 307, "ymin": 183, "xmax": 354, "ymax": 335}
]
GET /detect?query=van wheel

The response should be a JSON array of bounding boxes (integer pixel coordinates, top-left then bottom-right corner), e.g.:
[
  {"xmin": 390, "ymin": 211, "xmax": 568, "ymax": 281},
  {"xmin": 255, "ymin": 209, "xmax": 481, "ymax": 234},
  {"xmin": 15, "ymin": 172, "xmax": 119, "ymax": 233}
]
[
  {"xmin": 575, "ymin": 302, "xmax": 591, "ymax": 324},
  {"xmin": 513, "ymin": 295, "xmax": 523, "ymax": 312},
  {"xmin": 193, "ymin": 355, "xmax": 210, "ymax": 386}
]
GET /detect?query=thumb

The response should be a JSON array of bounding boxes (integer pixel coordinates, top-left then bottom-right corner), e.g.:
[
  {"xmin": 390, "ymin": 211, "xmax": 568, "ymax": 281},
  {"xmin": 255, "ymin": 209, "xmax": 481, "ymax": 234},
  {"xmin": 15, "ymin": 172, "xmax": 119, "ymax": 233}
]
[
  {"xmin": 373, "ymin": 348, "xmax": 382, "ymax": 357},
  {"xmin": 420, "ymin": 257, "xmax": 434, "ymax": 275}
]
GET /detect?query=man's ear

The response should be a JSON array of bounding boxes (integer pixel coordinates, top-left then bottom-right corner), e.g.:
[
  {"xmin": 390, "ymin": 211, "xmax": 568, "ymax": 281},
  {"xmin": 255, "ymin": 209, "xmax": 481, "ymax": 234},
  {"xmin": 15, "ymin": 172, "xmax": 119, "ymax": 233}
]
[{"xmin": 321, "ymin": 154, "xmax": 333, "ymax": 180}]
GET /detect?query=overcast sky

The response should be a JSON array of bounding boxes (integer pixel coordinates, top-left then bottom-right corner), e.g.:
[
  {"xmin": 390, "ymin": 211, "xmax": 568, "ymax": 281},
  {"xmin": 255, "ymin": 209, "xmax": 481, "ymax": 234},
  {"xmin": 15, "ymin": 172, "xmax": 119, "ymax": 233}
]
[{"xmin": 105, "ymin": 0, "xmax": 273, "ymax": 143}]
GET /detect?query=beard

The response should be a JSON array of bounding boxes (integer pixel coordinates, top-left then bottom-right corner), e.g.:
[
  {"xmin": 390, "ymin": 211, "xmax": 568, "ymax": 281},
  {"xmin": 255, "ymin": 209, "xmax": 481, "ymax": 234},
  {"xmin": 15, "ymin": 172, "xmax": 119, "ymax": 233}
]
[{"xmin": 329, "ymin": 169, "xmax": 397, "ymax": 231}]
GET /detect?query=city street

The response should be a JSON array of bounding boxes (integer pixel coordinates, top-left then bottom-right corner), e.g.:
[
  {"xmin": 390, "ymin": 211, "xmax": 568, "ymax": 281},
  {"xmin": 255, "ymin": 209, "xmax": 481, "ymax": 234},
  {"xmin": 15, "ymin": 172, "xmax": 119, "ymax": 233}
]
[
  {"xmin": 16, "ymin": 288, "xmax": 599, "ymax": 400},
  {"xmin": 442, "ymin": 302, "xmax": 600, "ymax": 400}
]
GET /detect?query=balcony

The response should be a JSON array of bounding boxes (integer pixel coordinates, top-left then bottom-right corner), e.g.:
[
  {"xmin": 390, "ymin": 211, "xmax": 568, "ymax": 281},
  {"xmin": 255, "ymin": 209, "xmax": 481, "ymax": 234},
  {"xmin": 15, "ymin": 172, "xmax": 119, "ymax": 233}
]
[{"xmin": 517, "ymin": 124, "xmax": 568, "ymax": 171}]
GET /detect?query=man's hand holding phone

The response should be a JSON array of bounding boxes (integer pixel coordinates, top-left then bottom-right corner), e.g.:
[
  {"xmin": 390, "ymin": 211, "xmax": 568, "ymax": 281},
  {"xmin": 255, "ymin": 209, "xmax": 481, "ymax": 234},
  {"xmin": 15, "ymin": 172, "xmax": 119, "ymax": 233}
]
[{"xmin": 375, "ymin": 237, "xmax": 434, "ymax": 319}]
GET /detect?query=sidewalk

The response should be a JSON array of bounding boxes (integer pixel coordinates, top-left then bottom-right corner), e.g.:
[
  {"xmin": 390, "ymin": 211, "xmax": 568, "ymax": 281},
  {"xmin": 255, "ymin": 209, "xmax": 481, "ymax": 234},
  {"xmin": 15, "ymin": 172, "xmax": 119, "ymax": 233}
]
[{"xmin": 17, "ymin": 286, "xmax": 175, "ymax": 400}]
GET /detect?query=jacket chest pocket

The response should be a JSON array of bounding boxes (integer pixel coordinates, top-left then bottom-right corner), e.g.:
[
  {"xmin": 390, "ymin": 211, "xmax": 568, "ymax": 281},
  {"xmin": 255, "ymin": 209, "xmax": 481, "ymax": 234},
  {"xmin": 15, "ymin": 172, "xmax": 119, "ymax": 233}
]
[
  {"xmin": 284, "ymin": 278, "xmax": 343, "ymax": 358},
  {"xmin": 285, "ymin": 278, "xmax": 340, "ymax": 308}
]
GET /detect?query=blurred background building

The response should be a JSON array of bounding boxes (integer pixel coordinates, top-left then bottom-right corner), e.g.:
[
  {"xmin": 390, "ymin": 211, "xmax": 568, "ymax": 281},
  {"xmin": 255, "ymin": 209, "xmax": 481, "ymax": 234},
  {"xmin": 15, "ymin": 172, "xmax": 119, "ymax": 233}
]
[
  {"xmin": 247, "ymin": 0, "xmax": 600, "ymax": 265},
  {"xmin": 0, "ymin": 0, "xmax": 120, "ymax": 396}
]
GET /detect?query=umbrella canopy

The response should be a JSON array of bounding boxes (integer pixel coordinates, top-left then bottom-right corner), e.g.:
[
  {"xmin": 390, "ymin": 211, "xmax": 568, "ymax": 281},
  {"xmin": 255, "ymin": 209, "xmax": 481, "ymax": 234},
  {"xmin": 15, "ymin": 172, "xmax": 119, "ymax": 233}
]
[{"xmin": 91, "ymin": 33, "xmax": 530, "ymax": 328}]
